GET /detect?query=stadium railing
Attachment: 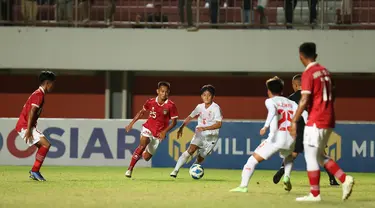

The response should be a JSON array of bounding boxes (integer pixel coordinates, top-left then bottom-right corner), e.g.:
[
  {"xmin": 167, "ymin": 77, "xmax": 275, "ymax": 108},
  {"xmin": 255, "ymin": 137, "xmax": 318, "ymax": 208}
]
[{"xmin": 0, "ymin": 0, "xmax": 374, "ymax": 29}]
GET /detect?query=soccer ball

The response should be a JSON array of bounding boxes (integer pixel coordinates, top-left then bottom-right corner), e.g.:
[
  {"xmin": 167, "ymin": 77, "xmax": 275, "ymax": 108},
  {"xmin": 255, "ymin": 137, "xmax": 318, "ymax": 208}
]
[{"xmin": 189, "ymin": 164, "xmax": 204, "ymax": 179}]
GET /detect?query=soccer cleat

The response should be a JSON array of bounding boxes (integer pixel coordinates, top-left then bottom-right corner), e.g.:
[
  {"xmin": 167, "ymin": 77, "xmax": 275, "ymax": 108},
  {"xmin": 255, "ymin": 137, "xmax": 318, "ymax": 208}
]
[
  {"xmin": 273, "ymin": 167, "xmax": 285, "ymax": 184},
  {"xmin": 330, "ymin": 179, "xmax": 340, "ymax": 186},
  {"xmin": 170, "ymin": 170, "xmax": 179, "ymax": 178},
  {"xmin": 125, "ymin": 170, "xmax": 132, "ymax": 178},
  {"xmin": 229, "ymin": 187, "xmax": 248, "ymax": 193},
  {"xmin": 342, "ymin": 175, "xmax": 354, "ymax": 200},
  {"xmin": 283, "ymin": 176, "xmax": 292, "ymax": 192},
  {"xmin": 296, "ymin": 193, "xmax": 321, "ymax": 202},
  {"xmin": 29, "ymin": 171, "xmax": 46, "ymax": 181}
]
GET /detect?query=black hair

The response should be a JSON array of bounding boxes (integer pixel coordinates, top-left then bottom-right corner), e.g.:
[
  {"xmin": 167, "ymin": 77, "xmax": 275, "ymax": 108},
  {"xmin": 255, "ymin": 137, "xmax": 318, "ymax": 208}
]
[
  {"xmin": 299, "ymin": 42, "xmax": 317, "ymax": 59},
  {"xmin": 200, "ymin": 84, "xmax": 215, "ymax": 96},
  {"xmin": 39, "ymin": 71, "xmax": 56, "ymax": 84},
  {"xmin": 266, "ymin": 76, "xmax": 284, "ymax": 95},
  {"xmin": 292, "ymin": 74, "xmax": 302, "ymax": 82},
  {"xmin": 158, "ymin": 81, "xmax": 170, "ymax": 90}
]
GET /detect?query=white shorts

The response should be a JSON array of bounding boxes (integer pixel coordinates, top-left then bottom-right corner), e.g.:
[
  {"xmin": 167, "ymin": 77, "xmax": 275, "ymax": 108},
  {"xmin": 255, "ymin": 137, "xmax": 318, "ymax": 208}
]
[
  {"xmin": 304, "ymin": 124, "xmax": 332, "ymax": 150},
  {"xmin": 254, "ymin": 139, "xmax": 294, "ymax": 160},
  {"xmin": 190, "ymin": 131, "xmax": 219, "ymax": 158},
  {"xmin": 18, "ymin": 128, "xmax": 45, "ymax": 147},
  {"xmin": 141, "ymin": 127, "xmax": 161, "ymax": 155}
]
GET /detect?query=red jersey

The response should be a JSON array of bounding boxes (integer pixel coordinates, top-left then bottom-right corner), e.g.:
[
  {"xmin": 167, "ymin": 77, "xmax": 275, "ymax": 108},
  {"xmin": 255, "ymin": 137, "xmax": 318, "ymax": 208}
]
[
  {"xmin": 15, "ymin": 87, "xmax": 45, "ymax": 132},
  {"xmin": 142, "ymin": 97, "xmax": 178, "ymax": 137},
  {"xmin": 301, "ymin": 62, "xmax": 335, "ymax": 128}
]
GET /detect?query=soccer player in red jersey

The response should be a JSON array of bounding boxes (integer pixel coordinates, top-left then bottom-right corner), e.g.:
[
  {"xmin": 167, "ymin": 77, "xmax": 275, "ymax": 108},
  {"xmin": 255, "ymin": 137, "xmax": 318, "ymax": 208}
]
[
  {"xmin": 291, "ymin": 42, "xmax": 354, "ymax": 202},
  {"xmin": 125, "ymin": 81, "xmax": 178, "ymax": 178},
  {"xmin": 15, "ymin": 71, "xmax": 56, "ymax": 181}
]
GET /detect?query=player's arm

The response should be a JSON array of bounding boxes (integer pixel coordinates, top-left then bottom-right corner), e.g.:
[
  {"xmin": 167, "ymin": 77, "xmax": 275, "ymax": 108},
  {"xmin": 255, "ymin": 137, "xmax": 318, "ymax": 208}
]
[
  {"xmin": 160, "ymin": 118, "xmax": 178, "ymax": 137},
  {"xmin": 260, "ymin": 99, "xmax": 276, "ymax": 136},
  {"xmin": 179, "ymin": 116, "xmax": 194, "ymax": 130},
  {"xmin": 197, "ymin": 106, "xmax": 223, "ymax": 132},
  {"xmin": 198, "ymin": 121, "xmax": 222, "ymax": 131},
  {"xmin": 290, "ymin": 72, "xmax": 312, "ymax": 137},
  {"xmin": 159, "ymin": 104, "xmax": 179, "ymax": 139},
  {"xmin": 27, "ymin": 106, "xmax": 39, "ymax": 132},
  {"xmin": 177, "ymin": 105, "xmax": 199, "ymax": 138},
  {"xmin": 292, "ymin": 94, "xmax": 309, "ymax": 124},
  {"xmin": 125, "ymin": 101, "xmax": 149, "ymax": 132},
  {"xmin": 24, "ymin": 95, "xmax": 42, "ymax": 142}
]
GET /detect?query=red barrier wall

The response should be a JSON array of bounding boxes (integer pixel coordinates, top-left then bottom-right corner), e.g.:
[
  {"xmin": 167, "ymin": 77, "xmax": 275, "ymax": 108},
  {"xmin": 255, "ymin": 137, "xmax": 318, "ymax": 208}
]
[
  {"xmin": 1, "ymin": 74, "xmax": 373, "ymax": 121},
  {"xmin": 0, "ymin": 75, "xmax": 105, "ymax": 118}
]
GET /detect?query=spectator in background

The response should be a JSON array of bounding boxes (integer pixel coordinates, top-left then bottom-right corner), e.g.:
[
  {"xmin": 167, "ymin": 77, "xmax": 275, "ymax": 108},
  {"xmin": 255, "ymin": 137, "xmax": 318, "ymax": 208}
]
[
  {"xmin": 1, "ymin": 0, "xmax": 14, "ymax": 24},
  {"xmin": 22, "ymin": 0, "xmax": 38, "ymax": 23},
  {"xmin": 210, "ymin": 0, "xmax": 219, "ymax": 25},
  {"xmin": 133, "ymin": 3, "xmax": 168, "ymax": 28},
  {"xmin": 284, "ymin": 0, "xmax": 317, "ymax": 28},
  {"xmin": 336, "ymin": 0, "xmax": 352, "ymax": 24},
  {"xmin": 178, "ymin": 0, "xmax": 197, "ymax": 30},
  {"xmin": 105, "ymin": 0, "xmax": 116, "ymax": 26},
  {"xmin": 243, "ymin": 0, "xmax": 252, "ymax": 24},
  {"xmin": 284, "ymin": 0, "xmax": 297, "ymax": 28},
  {"xmin": 309, "ymin": 0, "xmax": 317, "ymax": 25},
  {"xmin": 79, "ymin": 0, "xmax": 92, "ymax": 23},
  {"xmin": 56, "ymin": 0, "xmax": 73, "ymax": 22},
  {"xmin": 256, "ymin": 0, "xmax": 268, "ymax": 25}
]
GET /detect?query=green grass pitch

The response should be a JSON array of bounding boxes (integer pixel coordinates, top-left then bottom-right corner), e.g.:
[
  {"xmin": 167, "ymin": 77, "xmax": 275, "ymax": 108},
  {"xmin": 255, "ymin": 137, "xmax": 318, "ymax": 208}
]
[{"xmin": 0, "ymin": 166, "xmax": 374, "ymax": 208}]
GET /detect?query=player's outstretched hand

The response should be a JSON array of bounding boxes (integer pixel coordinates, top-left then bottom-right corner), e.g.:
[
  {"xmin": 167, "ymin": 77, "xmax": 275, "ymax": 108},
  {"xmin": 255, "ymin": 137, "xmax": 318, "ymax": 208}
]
[
  {"xmin": 289, "ymin": 122, "xmax": 297, "ymax": 139},
  {"xmin": 177, "ymin": 128, "xmax": 183, "ymax": 139},
  {"xmin": 158, "ymin": 131, "xmax": 167, "ymax": 140},
  {"xmin": 259, "ymin": 127, "xmax": 267, "ymax": 136},
  {"xmin": 196, "ymin": 127, "xmax": 205, "ymax": 132},
  {"xmin": 24, "ymin": 129, "xmax": 33, "ymax": 144},
  {"xmin": 125, "ymin": 125, "xmax": 133, "ymax": 133}
]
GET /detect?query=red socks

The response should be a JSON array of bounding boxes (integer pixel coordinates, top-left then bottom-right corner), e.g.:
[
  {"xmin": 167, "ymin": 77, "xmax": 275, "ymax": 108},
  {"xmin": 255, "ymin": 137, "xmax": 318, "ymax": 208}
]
[
  {"xmin": 307, "ymin": 170, "xmax": 321, "ymax": 197},
  {"xmin": 31, "ymin": 146, "xmax": 49, "ymax": 172},
  {"xmin": 324, "ymin": 159, "xmax": 346, "ymax": 183},
  {"xmin": 128, "ymin": 146, "xmax": 145, "ymax": 171}
]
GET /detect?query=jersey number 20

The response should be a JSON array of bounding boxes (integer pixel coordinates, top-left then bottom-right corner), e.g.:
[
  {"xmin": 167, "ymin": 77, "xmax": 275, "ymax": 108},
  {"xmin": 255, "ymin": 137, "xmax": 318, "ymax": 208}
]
[{"xmin": 278, "ymin": 109, "xmax": 293, "ymax": 131}]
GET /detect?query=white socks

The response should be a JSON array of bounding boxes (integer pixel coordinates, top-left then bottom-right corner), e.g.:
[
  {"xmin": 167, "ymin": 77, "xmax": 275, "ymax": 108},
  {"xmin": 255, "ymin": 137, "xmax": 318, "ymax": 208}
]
[
  {"xmin": 283, "ymin": 155, "xmax": 294, "ymax": 178},
  {"xmin": 174, "ymin": 151, "xmax": 191, "ymax": 171},
  {"xmin": 240, "ymin": 156, "xmax": 259, "ymax": 187}
]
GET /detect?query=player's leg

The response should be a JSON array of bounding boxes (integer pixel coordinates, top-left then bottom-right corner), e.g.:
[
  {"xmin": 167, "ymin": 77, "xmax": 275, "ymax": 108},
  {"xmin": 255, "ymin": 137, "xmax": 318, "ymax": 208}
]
[
  {"xmin": 322, "ymin": 147, "xmax": 339, "ymax": 186},
  {"xmin": 281, "ymin": 152, "xmax": 294, "ymax": 192},
  {"xmin": 142, "ymin": 136, "xmax": 161, "ymax": 161},
  {"xmin": 126, "ymin": 134, "xmax": 151, "ymax": 178},
  {"xmin": 29, "ymin": 135, "xmax": 51, "ymax": 181},
  {"xmin": 170, "ymin": 144, "xmax": 199, "ymax": 178},
  {"xmin": 230, "ymin": 140, "xmax": 278, "ymax": 193},
  {"xmin": 170, "ymin": 134, "xmax": 203, "ymax": 177},
  {"xmin": 296, "ymin": 125, "xmax": 322, "ymax": 202},
  {"xmin": 273, "ymin": 135, "xmax": 302, "ymax": 184},
  {"xmin": 193, "ymin": 135, "xmax": 218, "ymax": 165},
  {"xmin": 317, "ymin": 129, "xmax": 354, "ymax": 200},
  {"xmin": 19, "ymin": 128, "xmax": 50, "ymax": 181}
]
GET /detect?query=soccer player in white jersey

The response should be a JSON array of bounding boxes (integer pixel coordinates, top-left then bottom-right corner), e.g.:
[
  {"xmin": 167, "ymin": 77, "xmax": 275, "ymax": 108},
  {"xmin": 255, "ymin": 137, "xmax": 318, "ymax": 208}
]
[
  {"xmin": 170, "ymin": 85, "xmax": 223, "ymax": 178},
  {"xmin": 230, "ymin": 76, "xmax": 307, "ymax": 193}
]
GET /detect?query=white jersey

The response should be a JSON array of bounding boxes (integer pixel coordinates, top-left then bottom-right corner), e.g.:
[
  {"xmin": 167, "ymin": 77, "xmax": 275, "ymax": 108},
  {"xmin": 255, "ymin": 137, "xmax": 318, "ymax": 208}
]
[
  {"xmin": 263, "ymin": 96, "xmax": 308, "ymax": 150},
  {"xmin": 190, "ymin": 102, "xmax": 223, "ymax": 136}
]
